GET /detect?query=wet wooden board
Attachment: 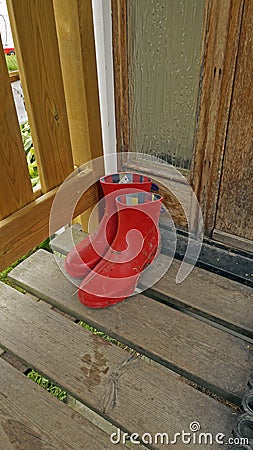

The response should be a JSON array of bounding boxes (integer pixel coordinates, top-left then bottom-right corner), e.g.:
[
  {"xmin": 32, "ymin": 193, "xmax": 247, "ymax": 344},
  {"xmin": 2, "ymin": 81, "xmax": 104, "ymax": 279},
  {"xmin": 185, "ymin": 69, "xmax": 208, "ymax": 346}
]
[
  {"xmin": 0, "ymin": 358, "xmax": 126, "ymax": 450},
  {"xmin": 0, "ymin": 281, "xmax": 236, "ymax": 449},
  {"xmin": 9, "ymin": 250, "xmax": 253, "ymax": 402}
]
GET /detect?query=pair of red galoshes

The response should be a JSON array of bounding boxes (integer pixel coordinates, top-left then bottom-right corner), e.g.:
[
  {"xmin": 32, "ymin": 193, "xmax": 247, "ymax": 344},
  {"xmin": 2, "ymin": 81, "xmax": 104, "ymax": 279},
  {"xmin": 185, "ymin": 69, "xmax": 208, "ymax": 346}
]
[{"xmin": 64, "ymin": 173, "xmax": 163, "ymax": 308}]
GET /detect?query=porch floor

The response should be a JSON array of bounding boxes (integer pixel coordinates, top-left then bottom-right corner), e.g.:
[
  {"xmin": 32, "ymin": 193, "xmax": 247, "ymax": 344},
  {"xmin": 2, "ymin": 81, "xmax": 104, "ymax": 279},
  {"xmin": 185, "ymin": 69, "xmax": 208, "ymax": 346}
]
[{"xmin": 0, "ymin": 227, "xmax": 252, "ymax": 449}]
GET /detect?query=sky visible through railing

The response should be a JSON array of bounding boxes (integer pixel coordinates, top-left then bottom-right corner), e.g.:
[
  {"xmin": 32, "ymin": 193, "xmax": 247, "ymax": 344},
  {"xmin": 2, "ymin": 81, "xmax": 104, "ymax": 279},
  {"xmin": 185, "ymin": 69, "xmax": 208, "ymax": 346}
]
[{"xmin": 0, "ymin": 0, "xmax": 14, "ymax": 48}]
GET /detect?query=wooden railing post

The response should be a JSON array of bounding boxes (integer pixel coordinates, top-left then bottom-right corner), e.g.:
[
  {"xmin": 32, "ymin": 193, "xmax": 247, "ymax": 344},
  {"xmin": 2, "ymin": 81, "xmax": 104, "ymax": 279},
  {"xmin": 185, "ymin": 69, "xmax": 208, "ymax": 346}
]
[
  {"xmin": 53, "ymin": 0, "xmax": 104, "ymax": 230},
  {"xmin": 7, "ymin": 0, "xmax": 74, "ymax": 194},
  {"xmin": 0, "ymin": 41, "xmax": 33, "ymax": 220},
  {"xmin": 53, "ymin": 0, "xmax": 103, "ymax": 164}
]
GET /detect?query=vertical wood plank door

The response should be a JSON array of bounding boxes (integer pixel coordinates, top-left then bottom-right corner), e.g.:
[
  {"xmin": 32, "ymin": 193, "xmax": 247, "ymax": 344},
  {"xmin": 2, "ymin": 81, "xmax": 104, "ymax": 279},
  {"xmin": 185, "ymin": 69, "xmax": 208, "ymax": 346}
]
[{"xmin": 214, "ymin": 0, "xmax": 253, "ymax": 245}]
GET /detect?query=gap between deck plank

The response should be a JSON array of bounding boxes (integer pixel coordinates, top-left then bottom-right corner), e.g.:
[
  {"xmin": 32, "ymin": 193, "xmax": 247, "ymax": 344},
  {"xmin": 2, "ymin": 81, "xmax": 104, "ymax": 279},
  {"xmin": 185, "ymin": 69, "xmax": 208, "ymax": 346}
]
[
  {"xmin": 143, "ymin": 260, "xmax": 253, "ymax": 339},
  {"xmin": 0, "ymin": 281, "xmax": 237, "ymax": 450},
  {"xmin": 8, "ymin": 249, "xmax": 253, "ymax": 404},
  {"xmin": 160, "ymin": 227, "xmax": 253, "ymax": 287}
]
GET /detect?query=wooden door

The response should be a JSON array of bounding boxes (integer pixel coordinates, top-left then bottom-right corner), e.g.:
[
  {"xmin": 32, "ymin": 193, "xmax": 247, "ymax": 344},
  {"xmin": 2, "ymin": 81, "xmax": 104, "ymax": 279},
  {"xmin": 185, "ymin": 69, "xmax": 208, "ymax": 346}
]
[
  {"xmin": 213, "ymin": 0, "xmax": 253, "ymax": 251},
  {"xmin": 112, "ymin": 0, "xmax": 206, "ymax": 230},
  {"xmin": 112, "ymin": 0, "xmax": 252, "ymax": 250}
]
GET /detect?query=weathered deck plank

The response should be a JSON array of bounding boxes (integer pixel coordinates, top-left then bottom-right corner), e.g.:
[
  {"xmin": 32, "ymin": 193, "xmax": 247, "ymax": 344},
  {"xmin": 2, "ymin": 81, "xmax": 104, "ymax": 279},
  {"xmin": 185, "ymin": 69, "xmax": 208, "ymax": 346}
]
[
  {"xmin": 9, "ymin": 249, "xmax": 253, "ymax": 402},
  {"xmin": 50, "ymin": 225, "xmax": 87, "ymax": 255},
  {"xmin": 160, "ymin": 228, "xmax": 253, "ymax": 287},
  {"xmin": 146, "ymin": 259, "xmax": 253, "ymax": 337},
  {"xmin": 50, "ymin": 226, "xmax": 253, "ymax": 335},
  {"xmin": 0, "ymin": 358, "xmax": 126, "ymax": 450},
  {"xmin": 0, "ymin": 281, "xmax": 236, "ymax": 449}
]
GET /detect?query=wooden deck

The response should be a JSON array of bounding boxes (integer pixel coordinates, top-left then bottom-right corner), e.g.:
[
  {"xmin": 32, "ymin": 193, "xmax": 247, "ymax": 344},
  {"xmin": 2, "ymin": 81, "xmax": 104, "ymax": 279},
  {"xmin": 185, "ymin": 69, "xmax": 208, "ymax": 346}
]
[{"xmin": 0, "ymin": 227, "xmax": 252, "ymax": 449}]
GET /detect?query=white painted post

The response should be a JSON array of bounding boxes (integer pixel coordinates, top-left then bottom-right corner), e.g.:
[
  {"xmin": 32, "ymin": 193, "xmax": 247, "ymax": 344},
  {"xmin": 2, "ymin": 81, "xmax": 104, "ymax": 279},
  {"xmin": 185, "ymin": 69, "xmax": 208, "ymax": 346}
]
[{"xmin": 92, "ymin": 0, "xmax": 117, "ymax": 174}]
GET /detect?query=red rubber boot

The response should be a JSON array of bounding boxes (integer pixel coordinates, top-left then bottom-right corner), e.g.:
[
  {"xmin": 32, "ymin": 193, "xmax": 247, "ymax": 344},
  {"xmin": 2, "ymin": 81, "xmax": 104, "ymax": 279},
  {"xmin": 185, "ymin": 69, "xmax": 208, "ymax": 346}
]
[
  {"xmin": 64, "ymin": 173, "xmax": 152, "ymax": 278},
  {"xmin": 78, "ymin": 192, "xmax": 163, "ymax": 308}
]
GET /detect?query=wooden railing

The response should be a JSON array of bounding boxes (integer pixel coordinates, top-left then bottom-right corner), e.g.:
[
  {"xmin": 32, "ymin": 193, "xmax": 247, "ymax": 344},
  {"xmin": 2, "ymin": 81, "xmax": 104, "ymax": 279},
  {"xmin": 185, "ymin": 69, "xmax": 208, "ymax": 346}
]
[{"xmin": 0, "ymin": 0, "xmax": 103, "ymax": 271}]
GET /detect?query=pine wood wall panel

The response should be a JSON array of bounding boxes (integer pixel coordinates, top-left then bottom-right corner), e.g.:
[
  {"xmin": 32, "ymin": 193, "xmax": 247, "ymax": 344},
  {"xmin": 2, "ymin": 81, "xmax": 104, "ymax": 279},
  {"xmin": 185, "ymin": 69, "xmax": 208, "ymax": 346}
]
[
  {"xmin": 53, "ymin": 0, "xmax": 103, "ymax": 230},
  {"xmin": 7, "ymin": 0, "xmax": 74, "ymax": 193}
]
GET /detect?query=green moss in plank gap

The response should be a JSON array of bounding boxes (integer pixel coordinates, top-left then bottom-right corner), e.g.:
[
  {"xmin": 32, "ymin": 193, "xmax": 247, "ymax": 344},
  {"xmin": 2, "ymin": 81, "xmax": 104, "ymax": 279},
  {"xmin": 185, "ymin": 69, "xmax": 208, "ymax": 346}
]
[{"xmin": 27, "ymin": 369, "xmax": 67, "ymax": 401}]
